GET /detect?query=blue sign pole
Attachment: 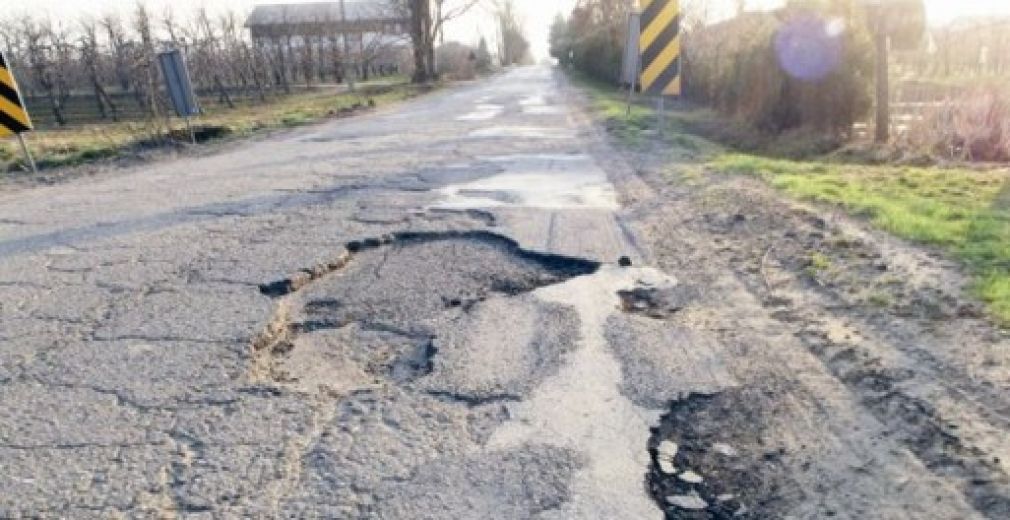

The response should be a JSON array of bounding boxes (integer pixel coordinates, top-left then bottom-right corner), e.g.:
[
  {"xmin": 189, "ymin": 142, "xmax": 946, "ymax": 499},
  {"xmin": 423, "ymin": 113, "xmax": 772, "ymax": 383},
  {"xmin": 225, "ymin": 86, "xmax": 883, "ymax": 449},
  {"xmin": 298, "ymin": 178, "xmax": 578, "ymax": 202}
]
[{"xmin": 157, "ymin": 49, "xmax": 200, "ymax": 144}]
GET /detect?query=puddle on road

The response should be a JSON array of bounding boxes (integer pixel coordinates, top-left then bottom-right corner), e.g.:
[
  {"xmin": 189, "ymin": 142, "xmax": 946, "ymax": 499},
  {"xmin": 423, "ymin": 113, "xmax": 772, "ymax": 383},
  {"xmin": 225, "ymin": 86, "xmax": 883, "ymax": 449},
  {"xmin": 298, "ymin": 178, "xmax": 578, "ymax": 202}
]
[
  {"xmin": 520, "ymin": 95, "xmax": 547, "ymax": 106},
  {"xmin": 489, "ymin": 266, "xmax": 674, "ymax": 518},
  {"xmin": 456, "ymin": 104, "xmax": 504, "ymax": 121},
  {"xmin": 431, "ymin": 154, "xmax": 619, "ymax": 211},
  {"xmin": 519, "ymin": 95, "xmax": 564, "ymax": 115},
  {"xmin": 524, "ymin": 106, "xmax": 564, "ymax": 115},
  {"xmin": 468, "ymin": 126, "xmax": 575, "ymax": 139}
]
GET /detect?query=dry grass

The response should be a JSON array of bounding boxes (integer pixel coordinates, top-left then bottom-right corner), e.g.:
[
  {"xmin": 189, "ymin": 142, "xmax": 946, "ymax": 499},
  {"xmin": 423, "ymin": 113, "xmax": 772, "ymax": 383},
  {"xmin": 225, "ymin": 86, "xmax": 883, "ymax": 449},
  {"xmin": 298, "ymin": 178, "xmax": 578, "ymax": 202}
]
[
  {"xmin": 713, "ymin": 154, "xmax": 1010, "ymax": 324},
  {"xmin": 1, "ymin": 79, "xmax": 424, "ymax": 172},
  {"xmin": 903, "ymin": 88, "xmax": 1010, "ymax": 162},
  {"xmin": 575, "ymin": 72, "xmax": 1010, "ymax": 325}
]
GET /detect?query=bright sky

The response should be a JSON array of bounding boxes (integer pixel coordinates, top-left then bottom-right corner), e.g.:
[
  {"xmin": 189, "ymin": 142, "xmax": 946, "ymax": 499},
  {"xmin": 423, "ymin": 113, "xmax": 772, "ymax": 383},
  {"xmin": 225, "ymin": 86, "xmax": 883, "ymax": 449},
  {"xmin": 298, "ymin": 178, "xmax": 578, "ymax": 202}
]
[
  {"xmin": 16, "ymin": 0, "xmax": 1010, "ymax": 59},
  {"xmin": 736, "ymin": 0, "xmax": 1010, "ymax": 24}
]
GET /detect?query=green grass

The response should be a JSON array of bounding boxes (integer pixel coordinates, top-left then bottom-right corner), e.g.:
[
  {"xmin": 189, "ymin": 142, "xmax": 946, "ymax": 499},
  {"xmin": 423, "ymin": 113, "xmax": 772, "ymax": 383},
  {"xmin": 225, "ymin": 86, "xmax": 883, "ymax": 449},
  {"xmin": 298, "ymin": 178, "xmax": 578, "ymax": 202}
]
[
  {"xmin": 567, "ymin": 70, "xmax": 783, "ymax": 159},
  {"xmin": 568, "ymin": 72, "xmax": 655, "ymax": 146},
  {"xmin": 1, "ymin": 80, "xmax": 425, "ymax": 173},
  {"xmin": 567, "ymin": 69, "xmax": 1010, "ymax": 325},
  {"xmin": 807, "ymin": 251, "xmax": 833, "ymax": 276},
  {"xmin": 711, "ymin": 153, "xmax": 1010, "ymax": 324}
]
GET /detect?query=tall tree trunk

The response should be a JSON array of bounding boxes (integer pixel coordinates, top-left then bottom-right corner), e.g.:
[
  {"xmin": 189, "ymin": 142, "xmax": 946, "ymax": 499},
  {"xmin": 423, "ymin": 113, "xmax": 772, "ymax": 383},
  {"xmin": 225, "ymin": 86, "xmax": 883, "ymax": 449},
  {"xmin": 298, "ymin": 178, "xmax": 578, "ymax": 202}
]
[
  {"xmin": 410, "ymin": 0, "xmax": 433, "ymax": 83},
  {"xmin": 94, "ymin": 82, "xmax": 119, "ymax": 122},
  {"xmin": 214, "ymin": 76, "xmax": 235, "ymax": 108}
]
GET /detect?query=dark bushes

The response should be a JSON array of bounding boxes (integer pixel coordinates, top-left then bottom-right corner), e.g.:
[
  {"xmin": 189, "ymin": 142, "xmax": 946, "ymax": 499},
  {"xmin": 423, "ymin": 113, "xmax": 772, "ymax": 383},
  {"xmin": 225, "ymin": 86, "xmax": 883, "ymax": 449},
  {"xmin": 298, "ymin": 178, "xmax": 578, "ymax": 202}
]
[
  {"xmin": 685, "ymin": 8, "xmax": 872, "ymax": 136},
  {"xmin": 550, "ymin": 2, "xmax": 631, "ymax": 85},
  {"xmin": 554, "ymin": 2, "xmax": 874, "ymax": 139}
]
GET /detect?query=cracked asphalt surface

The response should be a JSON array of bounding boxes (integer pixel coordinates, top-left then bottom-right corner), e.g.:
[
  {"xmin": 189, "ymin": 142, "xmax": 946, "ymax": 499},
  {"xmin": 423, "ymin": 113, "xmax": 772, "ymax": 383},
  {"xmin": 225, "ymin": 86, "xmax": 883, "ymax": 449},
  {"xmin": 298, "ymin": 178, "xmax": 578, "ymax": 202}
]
[
  {"xmin": 3, "ymin": 66, "xmax": 1009, "ymax": 519},
  {"xmin": 0, "ymin": 67, "xmax": 667, "ymax": 518}
]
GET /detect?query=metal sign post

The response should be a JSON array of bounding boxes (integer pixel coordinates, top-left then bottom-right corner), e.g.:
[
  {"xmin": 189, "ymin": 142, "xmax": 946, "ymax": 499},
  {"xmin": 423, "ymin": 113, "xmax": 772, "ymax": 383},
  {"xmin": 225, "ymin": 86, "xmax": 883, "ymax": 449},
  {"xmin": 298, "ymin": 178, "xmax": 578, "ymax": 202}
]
[
  {"xmin": 622, "ymin": 12, "xmax": 642, "ymax": 116},
  {"xmin": 157, "ymin": 49, "xmax": 200, "ymax": 144},
  {"xmin": 0, "ymin": 50, "xmax": 37, "ymax": 173},
  {"xmin": 657, "ymin": 96, "xmax": 665, "ymax": 137}
]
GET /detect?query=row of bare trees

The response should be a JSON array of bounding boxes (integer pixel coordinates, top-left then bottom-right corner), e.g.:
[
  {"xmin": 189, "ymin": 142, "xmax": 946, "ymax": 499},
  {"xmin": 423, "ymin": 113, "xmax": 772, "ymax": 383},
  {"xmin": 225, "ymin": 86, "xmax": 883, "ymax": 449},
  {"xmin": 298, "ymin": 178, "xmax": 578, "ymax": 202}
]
[
  {"xmin": 0, "ymin": 0, "xmax": 526, "ymax": 127},
  {"xmin": 0, "ymin": 3, "xmax": 407, "ymax": 127}
]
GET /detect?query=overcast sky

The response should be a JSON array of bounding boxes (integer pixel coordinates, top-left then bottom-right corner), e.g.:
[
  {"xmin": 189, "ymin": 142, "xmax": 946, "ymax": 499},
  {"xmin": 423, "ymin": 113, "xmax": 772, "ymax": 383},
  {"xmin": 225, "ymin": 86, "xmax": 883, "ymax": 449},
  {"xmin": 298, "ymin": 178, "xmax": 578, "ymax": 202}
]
[
  {"xmin": 16, "ymin": 0, "xmax": 1010, "ymax": 59},
  {"xmin": 15, "ymin": 0, "xmax": 576, "ymax": 59},
  {"xmin": 740, "ymin": 0, "xmax": 1010, "ymax": 24}
]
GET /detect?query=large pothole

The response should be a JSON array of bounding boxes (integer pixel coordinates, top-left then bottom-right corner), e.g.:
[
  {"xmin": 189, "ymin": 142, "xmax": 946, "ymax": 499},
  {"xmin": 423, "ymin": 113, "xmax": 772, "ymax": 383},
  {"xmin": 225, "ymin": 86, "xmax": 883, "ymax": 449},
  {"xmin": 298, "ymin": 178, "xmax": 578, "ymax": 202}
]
[
  {"xmin": 646, "ymin": 387, "xmax": 798, "ymax": 520},
  {"xmin": 250, "ymin": 231, "xmax": 600, "ymax": 397}
]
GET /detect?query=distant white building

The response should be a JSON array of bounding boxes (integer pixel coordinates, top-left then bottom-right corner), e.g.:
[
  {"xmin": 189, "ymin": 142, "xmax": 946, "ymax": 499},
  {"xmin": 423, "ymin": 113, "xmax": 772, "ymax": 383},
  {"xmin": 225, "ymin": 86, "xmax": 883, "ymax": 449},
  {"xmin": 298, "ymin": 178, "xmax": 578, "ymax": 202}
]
[{"xmin": 246, "ymin": 1, "xmax": 410, "ymax": 73}]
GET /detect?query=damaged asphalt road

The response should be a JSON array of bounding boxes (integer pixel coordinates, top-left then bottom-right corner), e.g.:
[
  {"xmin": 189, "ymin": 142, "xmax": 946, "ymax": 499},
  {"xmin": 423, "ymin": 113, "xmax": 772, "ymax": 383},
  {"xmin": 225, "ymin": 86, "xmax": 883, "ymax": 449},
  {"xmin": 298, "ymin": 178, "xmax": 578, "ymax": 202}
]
[
  {"xmin": 2, "ymin": 65, "xmax": 1009, "ymax": 519},
  {"xmin": 0, "ymin": 66, "xmax": 668, "ymax": 518}
]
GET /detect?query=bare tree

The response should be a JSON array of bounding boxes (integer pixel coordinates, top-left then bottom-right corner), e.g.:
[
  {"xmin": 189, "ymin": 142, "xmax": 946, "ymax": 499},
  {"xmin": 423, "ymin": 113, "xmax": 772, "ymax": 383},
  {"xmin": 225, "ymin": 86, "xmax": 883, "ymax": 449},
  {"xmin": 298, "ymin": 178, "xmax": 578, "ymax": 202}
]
[
  {"xmin": 401, "ymin": 0, "xmax": 481, "ymax": 82},
  {"xmin": 131, "ymin": 3, "xmax": 161, "ymax": 119},
  {"xmin": 22, "ymin": 17, "xmax": 71, "ymax": 125},
  {"xmin": 80, "ymin": 19, "xmax": 119, "ymax": 121},
  {"xmin": 496, "ymin": 0, "xmax": 528, "ymax": 66},
  {"xmin": 99, "ymin": 14, "xmax": 131, "ymax": 93},
  {"xmin": 0, "ymin": 1, "xmax": 416, "ymax": 126}
]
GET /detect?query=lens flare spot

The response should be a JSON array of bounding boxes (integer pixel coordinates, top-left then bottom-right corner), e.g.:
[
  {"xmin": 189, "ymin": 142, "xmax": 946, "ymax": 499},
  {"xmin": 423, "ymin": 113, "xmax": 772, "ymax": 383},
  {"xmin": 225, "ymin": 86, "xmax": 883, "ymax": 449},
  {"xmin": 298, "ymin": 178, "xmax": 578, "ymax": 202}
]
[
  {"xmin": 826, "ymin": 17, "xmax": 846, "ymax": 37},
  {"xmin": 774, "ymin": 14, "xmax": 843, "ymax": 82}
]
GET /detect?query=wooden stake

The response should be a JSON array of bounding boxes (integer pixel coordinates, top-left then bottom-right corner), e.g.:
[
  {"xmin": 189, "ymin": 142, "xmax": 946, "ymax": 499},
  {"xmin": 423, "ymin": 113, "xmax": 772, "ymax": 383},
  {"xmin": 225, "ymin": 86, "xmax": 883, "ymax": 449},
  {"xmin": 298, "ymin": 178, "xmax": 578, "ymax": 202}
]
[
  {"xmin": 185, "ymin": 115, "xmax": 196, "ymax": 145},
  {"xmin": 16, "ymin": 133, "xmax": 37, "ymax": 174}
]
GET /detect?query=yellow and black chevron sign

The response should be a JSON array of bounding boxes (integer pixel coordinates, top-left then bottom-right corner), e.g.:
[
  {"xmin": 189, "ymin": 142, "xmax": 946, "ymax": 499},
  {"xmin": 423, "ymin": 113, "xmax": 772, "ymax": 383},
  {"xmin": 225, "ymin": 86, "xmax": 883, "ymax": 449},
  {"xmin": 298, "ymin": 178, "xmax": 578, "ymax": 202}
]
[
  {"xmin": 639, "ymin": 0, "xmax": 682, "ymax": 97},
  {"xmin": 0, "ymin": 51, "xmax": 33, "ymax": 137}
]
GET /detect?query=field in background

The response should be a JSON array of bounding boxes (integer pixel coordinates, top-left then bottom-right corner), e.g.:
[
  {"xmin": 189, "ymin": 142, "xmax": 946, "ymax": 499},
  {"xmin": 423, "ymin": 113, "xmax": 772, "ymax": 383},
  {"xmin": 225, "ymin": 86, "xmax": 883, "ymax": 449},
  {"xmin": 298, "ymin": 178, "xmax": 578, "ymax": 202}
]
[
  {"xmin": 20, "ymin": 76, "xmax": 408, "ymax": 129},
  {"xmin": 1, "ymin": 79, "xmax": 424, "ymax": 173},
  {"xmin": 574, "ymin": 73, "xmax": 1010, "ymax": 326}
]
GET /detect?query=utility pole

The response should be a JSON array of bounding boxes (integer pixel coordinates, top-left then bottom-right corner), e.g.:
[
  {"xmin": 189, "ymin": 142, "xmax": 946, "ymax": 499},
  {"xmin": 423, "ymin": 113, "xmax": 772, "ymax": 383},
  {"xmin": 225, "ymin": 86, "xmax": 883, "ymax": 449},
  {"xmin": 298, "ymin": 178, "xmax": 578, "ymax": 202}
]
[
  {"xmin": 861, "ymin": 0, "xmax": 926, "ymax": 144},
  {"xmin": 340, "ymin": 0, "xmax": 356, "ymax": 92}
]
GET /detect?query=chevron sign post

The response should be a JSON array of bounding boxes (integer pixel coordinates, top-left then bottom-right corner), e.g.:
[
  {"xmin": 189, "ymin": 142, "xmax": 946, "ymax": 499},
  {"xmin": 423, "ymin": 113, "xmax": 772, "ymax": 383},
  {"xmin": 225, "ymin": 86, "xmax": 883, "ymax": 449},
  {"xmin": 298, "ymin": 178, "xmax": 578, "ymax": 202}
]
[
  {"xmin": 0, "ymin": 51, "xmax": 37, "ymax": 173},
  {"xmin": 639, "ymin": 0, "xmax": 682, "ymax": 97}
]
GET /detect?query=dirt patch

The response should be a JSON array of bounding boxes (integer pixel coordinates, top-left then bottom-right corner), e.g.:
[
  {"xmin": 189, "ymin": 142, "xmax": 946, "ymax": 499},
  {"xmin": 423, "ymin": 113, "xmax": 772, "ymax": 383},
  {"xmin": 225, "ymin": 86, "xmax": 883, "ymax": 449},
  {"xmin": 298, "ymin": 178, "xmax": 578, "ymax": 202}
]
[
  {"xmin": 798, "ymin": 328, "xmax": 1010, "ymax": 516},
  {"xmin": 680, "ymin": 180, "xmax": 1010, "ymax": 516},
  {"xmin": 618, "ymin": 160, "xmax": 1010, "ymax": 517},
  {"xmin": 161, "ymin": 125, "xmax": 233, "ymax": 144}
]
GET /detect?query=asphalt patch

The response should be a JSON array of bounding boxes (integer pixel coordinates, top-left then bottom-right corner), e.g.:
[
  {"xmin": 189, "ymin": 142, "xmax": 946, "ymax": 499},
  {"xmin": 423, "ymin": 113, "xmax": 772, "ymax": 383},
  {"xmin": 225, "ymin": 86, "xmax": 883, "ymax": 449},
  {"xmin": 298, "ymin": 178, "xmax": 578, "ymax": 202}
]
[{"xmin": 618, "ymin": 284, "xmax": 697, "ymax": 319}]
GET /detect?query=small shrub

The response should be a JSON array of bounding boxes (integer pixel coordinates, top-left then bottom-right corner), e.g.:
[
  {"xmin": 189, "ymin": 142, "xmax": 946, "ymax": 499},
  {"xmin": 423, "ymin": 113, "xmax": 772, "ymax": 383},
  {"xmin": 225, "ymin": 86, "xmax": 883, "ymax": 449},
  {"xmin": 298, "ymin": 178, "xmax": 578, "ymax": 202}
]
[
  {"xmin": 807, "ymin": 251, "xmax": 833, "ymax": 275},
  {"xmin": 436, "ymin": 42, "xmax": 478, "ymax": 80},
  {"xmin": 905, "ymin": 88, "xmax": 1010, "ymax": 162}
]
